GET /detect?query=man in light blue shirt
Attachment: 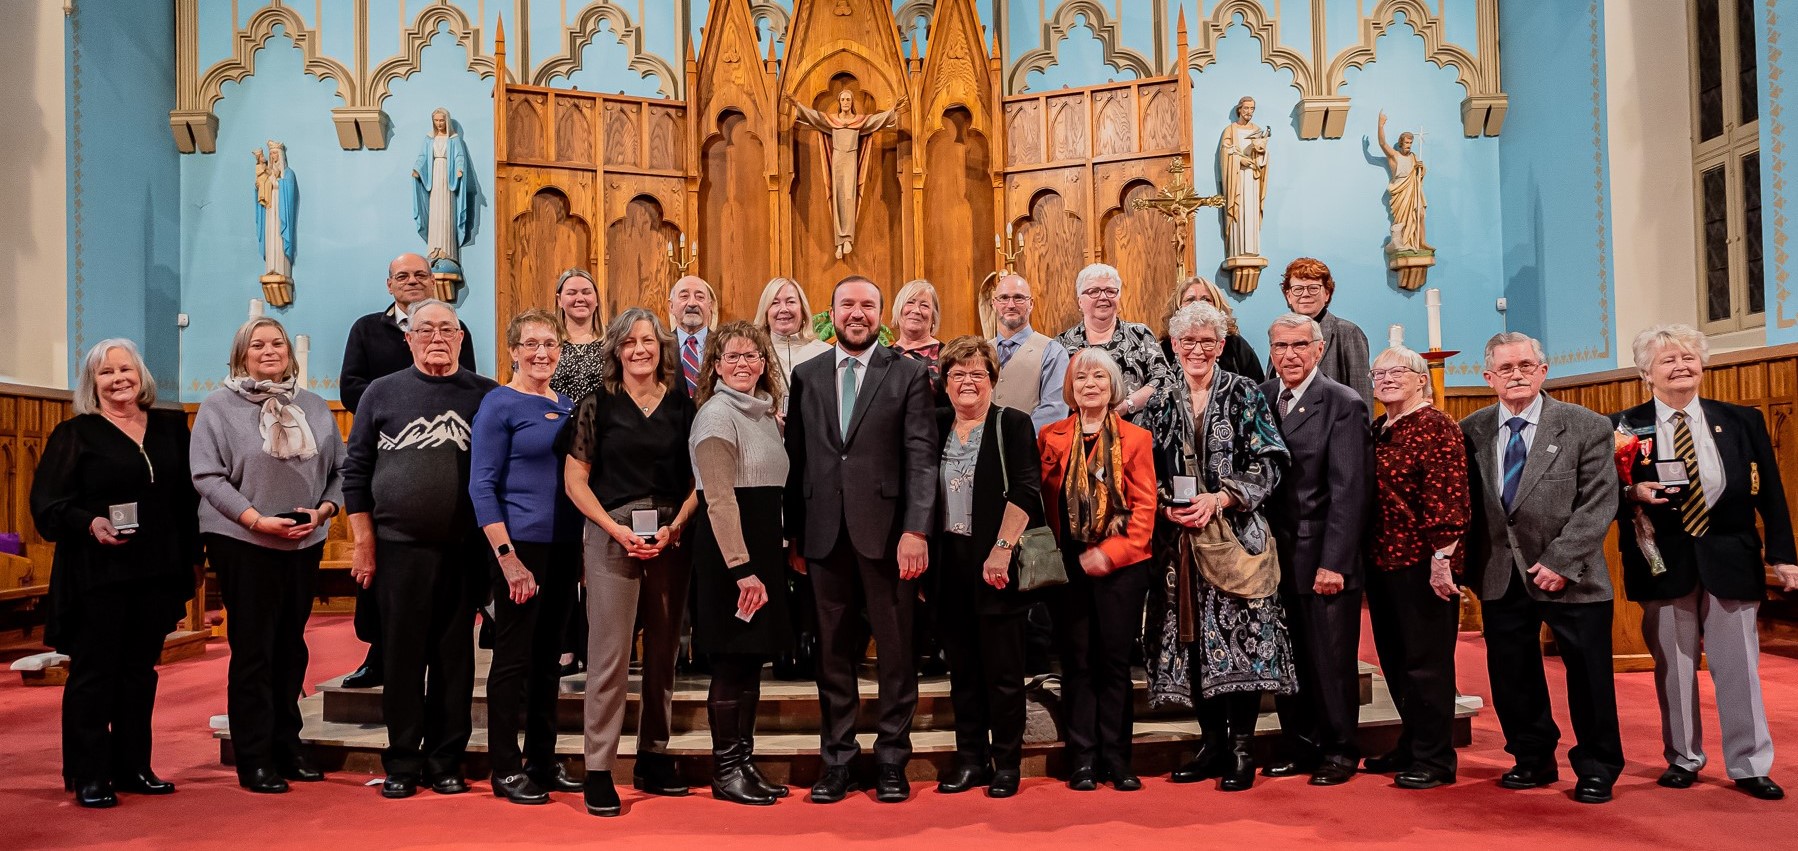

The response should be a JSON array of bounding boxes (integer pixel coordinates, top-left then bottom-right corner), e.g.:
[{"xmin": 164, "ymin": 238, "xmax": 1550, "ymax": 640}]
[{"xmin": 987, "ymin": 274, "xmax": 1069, "ymax": 432}]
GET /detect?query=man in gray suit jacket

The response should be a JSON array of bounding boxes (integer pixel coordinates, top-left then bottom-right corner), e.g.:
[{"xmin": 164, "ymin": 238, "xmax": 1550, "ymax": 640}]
[
  {"xmin": 1461, "ymin": 332, "xmax": 1623, "ymax": 804},
  {"xmin": 1257, "ymin": 314, "xmax": 1373, "ymax": 786},
  {"xmin": 786, "ymin": 276, "xmax": 939, "ymax": 804}
]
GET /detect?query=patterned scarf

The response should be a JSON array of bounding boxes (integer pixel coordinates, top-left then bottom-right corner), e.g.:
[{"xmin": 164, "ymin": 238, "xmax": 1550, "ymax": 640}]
[
  {"xmin": 1063, "ymin": 411, "xmax": 1130, "ymax": 544},
  {"xmin": 225, "ymin": 376, "xmax": 319, "ymax": 461}
]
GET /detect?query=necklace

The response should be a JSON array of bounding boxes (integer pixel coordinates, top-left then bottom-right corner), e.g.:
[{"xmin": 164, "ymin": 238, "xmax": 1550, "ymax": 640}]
[{"xmin": 627, "ymin": 383, "xmax": 664, "ymax": 414}]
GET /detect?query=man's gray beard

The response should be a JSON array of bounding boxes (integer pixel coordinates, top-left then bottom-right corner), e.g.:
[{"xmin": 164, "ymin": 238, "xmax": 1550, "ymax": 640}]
[{"xmin": 1000, "ymin": 314, "xmax": 1026, "ymax": 332}]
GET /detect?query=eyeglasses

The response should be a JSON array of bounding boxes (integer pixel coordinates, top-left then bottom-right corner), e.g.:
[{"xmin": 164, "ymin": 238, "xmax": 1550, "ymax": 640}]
[
  {"xmin": 993, "ymin": 295, "xmax": 1032, "ymax": 304},
  {"xmin": 409, "ymin": 325, "xmax": 463, "ymax": 340},
  {"xmin": 946, "ymin": 369, "xmax": 990, "ymax": 384},
  {"xmin": 1368, "ymin": 367, "xmax": 1419, "ymax": 381},
  {"xmin": 1079, "ymin": 287, "xmax": 1121, "ymax": 299},
  {"xmin": 1268, "ymin": 341, "xmax": 1318, "ymax": 354},
  {"xmin": 1490, "ymin": 362, "xmax": 1544, "ymax": 377},
  {"xmin": 1285, "ymin": 285, "xmax": 1327, "ymax": 296},
  {"xmin": 514, "ymin": 341, "xmax": 559, "ymax": 352},
  {"xmin": 719, "ymin": 351, "xmax": 764, "ymax": 366},
  {"xmin": 1173, "ymin": 337, "xmax": 1221, "ymax": 351}
]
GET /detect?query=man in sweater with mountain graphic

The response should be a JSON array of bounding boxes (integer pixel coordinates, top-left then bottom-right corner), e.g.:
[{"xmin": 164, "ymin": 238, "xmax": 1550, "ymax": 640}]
[{"xmin": 342, "ymin": 298, "xmax": 497, "ymax": 799}]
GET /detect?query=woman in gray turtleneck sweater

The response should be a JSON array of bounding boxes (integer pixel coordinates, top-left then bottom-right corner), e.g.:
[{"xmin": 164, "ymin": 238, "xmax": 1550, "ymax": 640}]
[{"xmin": 688, "ymin": 322, "xmax": 792, "ymax": 806}]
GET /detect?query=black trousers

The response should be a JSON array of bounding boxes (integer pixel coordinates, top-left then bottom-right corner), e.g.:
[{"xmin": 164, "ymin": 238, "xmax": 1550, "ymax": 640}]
[
  {"xmin": 1050, "ymin": 551, "xmax": 1149, "ymax": 772},
  {"xmin": 352, "ymin": 583, "xmax": 383, "ymax": 672},
  {"xmin": 377, "ymin": 538, "xmax": 479, "ymax": 779},
  {"xmin": 62, "ymin": 582, "xmax": 177, "ymax": 782},
  {"xmin": 1366, "ymin": 561, "xmax": 1460, "ymax": 776},
  {"xmin": 485, "ymin": 540, "xmax": 579, "ymax": 776},
  {"xmin": 937, "ymin": 535, "xmax": 1029, "ymax": 770},
  {"xmin": 808, "ymin": 526, "xmax": 917, "ymax": 766},
  {"xmin": 209, "ymin": 535, "xmax": 322, "ymax": 774},
  {"xmin": 1272, "ymin": 587, "xmax": 1365, "ymax": 766},
  {"xmin": 1481, "ymin": 575, "xmax": 1624, "ymax": 782}
]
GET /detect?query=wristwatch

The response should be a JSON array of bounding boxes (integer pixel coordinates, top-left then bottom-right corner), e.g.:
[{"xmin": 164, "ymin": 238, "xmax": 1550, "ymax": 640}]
[
  {"xmin": 495, "ymin": 543, "xmax": 513, "ymax": 558},
  {"xmin": 1431, "ymin": 549, "xmax": 1452, "ymax": 562},
  {"xmin": 994, "ymin": 538, "xmax": 1014, "ymax": 550}
]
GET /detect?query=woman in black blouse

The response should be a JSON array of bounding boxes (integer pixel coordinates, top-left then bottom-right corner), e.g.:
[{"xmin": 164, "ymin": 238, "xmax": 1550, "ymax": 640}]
[
  {"xmin": 31, "ymin": 339, "xmax": 200, "ymax": 808},
  {"xmin": 564, "ymin": 307, "xmax": 698, "ymax": 817}
]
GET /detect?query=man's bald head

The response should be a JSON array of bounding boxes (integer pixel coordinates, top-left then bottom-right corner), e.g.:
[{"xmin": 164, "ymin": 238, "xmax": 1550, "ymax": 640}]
[
  {"xmin": 993, "ymin": 274, "xmax": 1034, "ymax": 332},
  {"xmin": 387, "ymin": 253, "xmax": 433, "ymax": 307}
]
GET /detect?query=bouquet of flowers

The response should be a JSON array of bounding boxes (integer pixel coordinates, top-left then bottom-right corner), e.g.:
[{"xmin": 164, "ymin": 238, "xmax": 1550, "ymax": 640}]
[{"xmin": 1614, "ymin": 427, "xmax": 1667, "ymax": 576}]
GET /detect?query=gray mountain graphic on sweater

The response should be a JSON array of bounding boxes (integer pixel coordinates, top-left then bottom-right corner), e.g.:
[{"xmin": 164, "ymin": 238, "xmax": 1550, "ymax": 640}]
[{"xmin": 378, "ymin": 411, "xmax": 473, "ymax": 451}]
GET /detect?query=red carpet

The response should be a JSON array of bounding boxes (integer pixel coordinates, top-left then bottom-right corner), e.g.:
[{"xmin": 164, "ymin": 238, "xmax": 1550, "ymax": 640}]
[{"xmin": 3, "ymin": 613, "xmax": 1794, "ymax": 849}]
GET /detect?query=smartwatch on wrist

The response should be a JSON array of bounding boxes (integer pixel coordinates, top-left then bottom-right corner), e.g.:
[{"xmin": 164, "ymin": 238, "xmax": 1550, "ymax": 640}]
[{"xmin": 495, "ymin": 543, "xmax": 513, "ymax": 558}]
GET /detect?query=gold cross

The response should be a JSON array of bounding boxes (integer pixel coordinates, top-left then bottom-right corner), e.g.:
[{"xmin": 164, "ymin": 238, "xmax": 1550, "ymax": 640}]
[{"xmin": 1130, "ymin": 157, "xmax": 1224, "ymax": 280}]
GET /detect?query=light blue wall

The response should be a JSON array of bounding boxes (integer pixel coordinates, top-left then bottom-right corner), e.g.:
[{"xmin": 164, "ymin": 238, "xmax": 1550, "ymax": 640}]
[
  {"xmin": 1760, "ymin": 0, "xmax": 1798, "ymax": 344},
  {"xmin": 67, "ymin": 0, "xmax": 182, "ymax": 383},
  {"xmin": 177, "ymin": 27, "xmax": 495, "ymax": 401},
  {"xmin": 1497, "ymin": 1, "xmax": 1616, "ymax": 371}
]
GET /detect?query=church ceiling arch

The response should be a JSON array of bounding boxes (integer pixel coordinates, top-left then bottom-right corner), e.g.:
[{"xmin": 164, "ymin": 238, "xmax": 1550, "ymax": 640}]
[
  {"xmin": 195, "ymin": 5, "xmax": 354, "ymax": 115},
  {"xmin": 364, "ymin": 2, "xmax": 497, "ymax": 108},
  {"xmin": 1184, "ymin": 0, "xmax": 1319, "ymax": 99},
  {"xmin": 1324, "ymin": 0, "xmax": 1507, "ymax": 135},
  {"xmin": 1008, "ymin": 1, "xmax": 1154, "ymax": 95},
  {"xmin": 532, "ymin": 1, "xmax": 679, "ymax": 98}
]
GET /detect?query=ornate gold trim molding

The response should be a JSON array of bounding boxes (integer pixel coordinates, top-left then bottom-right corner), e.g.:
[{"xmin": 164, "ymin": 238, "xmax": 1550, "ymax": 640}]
[
  {"xmin": 1008, "ymin": 0, "xmax": 1155, "ymax": 94},
  {"xmin": 531, "ymin": 1, "xmax": 678, "ymax": 98}
]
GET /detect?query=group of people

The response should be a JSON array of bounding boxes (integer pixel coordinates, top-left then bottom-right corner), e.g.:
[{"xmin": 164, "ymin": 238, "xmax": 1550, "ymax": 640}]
[{"xmin": 31, "ymin": 252, "xmax": 1798, "ymax": 814}]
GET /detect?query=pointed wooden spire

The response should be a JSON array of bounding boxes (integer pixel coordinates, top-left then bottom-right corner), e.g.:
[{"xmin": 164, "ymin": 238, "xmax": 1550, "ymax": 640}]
[
  {"xmin": 1177, "ymin": 7, "xmax": 1188, "ymax": 43},
  {"xmin": 494, "ymin": 15, "xmax": 508, "ymax": 81}
]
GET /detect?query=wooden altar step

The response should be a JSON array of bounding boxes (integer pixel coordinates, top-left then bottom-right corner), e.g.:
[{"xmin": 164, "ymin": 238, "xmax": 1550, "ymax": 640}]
[{"xmin": 219, "ymin": 659, "xmax": 1482, "ymax": 783}]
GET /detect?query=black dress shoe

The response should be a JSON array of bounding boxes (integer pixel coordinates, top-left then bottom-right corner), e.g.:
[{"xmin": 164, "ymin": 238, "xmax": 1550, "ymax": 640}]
[
  {"xmin": 1362, "ymin": 752, "xmax": 1413, "ymax": 774},
  {"xmin": 633, "ymin": 752, "xmax": 690, "ymax": 796},
  {"xmin": 987, "ymin": 770, "xmax": 1020, "ymax": 798},
  {"xmin": 1572, "ymin": 776, "xmax": 1614, "ymax": 804},
  {"xmin": 1103, "ymin": 764, "xmax": 1142, "ymax": 791},
  {"xmin": 936, "ymin": 763, "xmax": 991, "ymax": 794},
  {"xmin": 1657, "ymin": 765, "xmax": 1698, "ymax": 789},
  {"xmin": 428, "ymin": 774, "xmax": 469, "ymax": 795},
  {"xmin": 809, "ymin": 766, "xmax": 858, "ymax": 803},
  {"xmin": 277, "ymin": 755, "xmax": 325, "ymax": 783},
  {"xmin": 381, "ymin": 776, "xmax": 418, "ymax": 799},
  {"xmin": 114, "ymin": 769, "xmax": 175, "ymax": 795},
  {"xmin": 875, "ymin": 764, "xmax": 910, "ymax": 803},
  {"xmin": 492, "ymin": 773, "xmax": 550, "ymax": 805},
  {"xmin": 584, "ymin": 770, "xmax": 622, "ymax": 817},
  {"xmin": 1499, "ymin": 763, "xmax": 1560, "ymax": 789},
  {"xmin": 238, "ymin": 767, "xmax": 290, "ymax": 794},
  {"xmin": 1309, "ymin": 762, "xmax": 1355, "ymax": 787},
  {"xmin": 1260, "ymin": 757, "xmax": 1315, "ymax": 778},
  {"xmin": 1067, "ymin": 765, "xmax": 1098, "ymax": 791},
  {"xmin": 73, "ymin": 779, "xmax": 118, "ymax": 809},
  {"xmin": 1734, "ymin": 776, "xmax": 1786, "ymax": 800},
  {"xmin": 525, "ymin": 761, "xmax": 584, "ymax": 793},
  {"xmin": 340, "ymin": 665, "xmax": 382, "ymax": 689},
  {"xmin": 1395, "ymin": 769, "xmax": 1455, "ymax": 790},
  {"xmin": 1219, "ymin": 735, "xmax": 1257, "ymax": 792}
]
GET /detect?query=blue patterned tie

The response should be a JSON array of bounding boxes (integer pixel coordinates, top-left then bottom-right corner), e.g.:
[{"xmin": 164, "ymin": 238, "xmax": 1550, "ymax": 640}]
[
  {"xmin": 998, "ymin": 338, "xmax": 1017, "ymax": 367},
  {"xmin": 1501, "ymin": 416, "xmax": 1528, "ymax": 513}
]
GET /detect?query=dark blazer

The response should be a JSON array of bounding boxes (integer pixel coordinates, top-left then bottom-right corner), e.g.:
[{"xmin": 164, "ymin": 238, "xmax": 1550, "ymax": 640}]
[
  {"xmin": 785, "ymin": 345, "xmax": 939, "ymax": 561},
  {"xmin": 1612, "ymin": 398, "xmax": 1796, "ymax": 602},
  {"xmin": 340, "ymin": 309, "xmax": 477, "ymax": 412},
  {"xmin": 1038, "ymin": 415, "xmax": 1158, "ymax": 570},
  {"xmin": 934, "ymin": 405, "xmax": 1044, "ymax": 598},
  {"xmin": 1461, "ymin": 393, "xmax": 1619, "ymax": 603},
  {"xmin": 1261, "ymin": 371, "xmax": 1373, "ymax": 593}
]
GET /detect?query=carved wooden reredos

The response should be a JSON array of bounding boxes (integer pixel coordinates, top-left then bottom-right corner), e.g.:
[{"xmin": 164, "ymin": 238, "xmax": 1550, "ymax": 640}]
[{"xmin": 492, "ymin": 0, "xmax": 1198, "ymax": 367}]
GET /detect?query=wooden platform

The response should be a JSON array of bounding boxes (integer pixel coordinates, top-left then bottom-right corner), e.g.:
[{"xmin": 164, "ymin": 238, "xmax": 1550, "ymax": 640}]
[{"xmin": 218, "ymin": 654, "xmax": 1482, "ymax": 783}]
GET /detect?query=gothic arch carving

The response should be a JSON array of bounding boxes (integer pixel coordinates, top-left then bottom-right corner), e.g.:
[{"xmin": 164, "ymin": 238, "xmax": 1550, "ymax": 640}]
[
  {"xmin": 1325, "ymin": 0, "xmax": 1495, "ymax": 97},
  {"xmin": 1184, "ymin": 0, "xmax": 1319, "ymax": 97},
  {"xmin": 1008, "ymin": 0, "xmax": 1156, "ymax": 94},
  {"xmin": 531, "ymin": 1, "xmax": 679, "ymax": 98},
  {"xmin": 194, "ymin": 5, "xmax": 354, "ymax": 114},
  {"xmin": 748, "ymin": 2, "xmax": 791, "ymax": 53},
  {"xmin": 363, "ymin": 2, "xmax": 496, "ymax": 108}
]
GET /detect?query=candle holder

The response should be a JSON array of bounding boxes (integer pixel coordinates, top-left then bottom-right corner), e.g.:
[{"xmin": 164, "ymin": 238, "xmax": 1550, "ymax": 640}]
[
  {"xmin": 997, "ymin": 231, "xmax": 1022, "ymax": 272},
  {"xmin": 1420, "ymin": 348, "xmax": 1460, "ymax": 410},
  {"xmin": 666, "ymin": 238, "xmax": 696, "ymax": 275}
]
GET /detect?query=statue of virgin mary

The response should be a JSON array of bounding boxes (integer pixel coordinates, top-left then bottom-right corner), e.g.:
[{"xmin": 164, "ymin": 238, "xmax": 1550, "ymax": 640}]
[{"xmin": 412, "ymin": 107, "xmax": 476, "ymax": 277}]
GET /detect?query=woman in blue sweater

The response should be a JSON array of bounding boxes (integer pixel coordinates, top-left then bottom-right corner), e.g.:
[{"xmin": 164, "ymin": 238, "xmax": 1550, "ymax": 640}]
[{"xmin": 469, "ymin": 309, "xmax": 581, "ymax": 805}]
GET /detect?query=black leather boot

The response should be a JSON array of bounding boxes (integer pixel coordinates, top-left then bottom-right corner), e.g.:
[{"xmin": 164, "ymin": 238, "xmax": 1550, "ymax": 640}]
[
  {"xmin": 583, "ymin": 770, "xmax": 621, "ymax": 817},
  {"xmin": 632, "ymin": 751, "xmax": 689, "ymax": 796},
  {"xmin": 738, "ymin": 692, "xmax": 788, "ymax": 798},
  {"xmin": 708, "ymin": 698, "xmax": 776, "ymax": 806},
  {"xmin": 1219, "ymin": 693, "xmax": 1261, "ymax": 792},
  {"xmin": 1172, "ymin": 697, "xmax": 1230, "ymax": 783}
]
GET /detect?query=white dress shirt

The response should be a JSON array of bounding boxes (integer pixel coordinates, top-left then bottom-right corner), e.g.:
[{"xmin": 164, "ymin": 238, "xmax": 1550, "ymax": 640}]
[
  {"xmin": 1654, "ymin": 397, "xmax": 1724, "ymax": 507},
  {"xmin": 1492, "ymin": 393, "xmax": 1545, "ymax": 499},
  {"xmin": 1278, "ymin": 366, "xmax": 1321, "ymax": 414}
]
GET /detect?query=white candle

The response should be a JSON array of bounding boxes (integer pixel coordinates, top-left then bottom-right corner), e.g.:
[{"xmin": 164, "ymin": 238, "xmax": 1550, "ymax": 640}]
[
  {"xmin": 295, "ymin": 334, "xmax": 310, "ymax": 388},
  {"xmin": 1006, "ymin": 221, "xmax": 1014, "ymax": 241},
  {"xmin": 679, "ymin": 232, "xmax": 686, "ymax": 250},
  {"xmin": 1388, "ymin": 324, "xmax": 1404, "ymax": 349},
  {"xmin": 1425, "ymin": 288, "xmax": 1443, "ymax": 350},
  {"xmin": 995, "ymin": 233, "xmax": 1002, "ymax": 250},
  {"xmin": 249, "ymin": 299, "xmax": 264, "ymax": 318},
  {"xmin": 666, "ymin": 241, "xmax": 674, "ymax": 258}
]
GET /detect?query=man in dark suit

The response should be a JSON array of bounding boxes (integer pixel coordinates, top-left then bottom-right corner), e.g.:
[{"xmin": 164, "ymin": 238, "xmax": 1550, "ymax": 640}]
[
  {"xmin": 1271, "ymin": 257, "xmax": 1373, "ymax": 409},
  {"xmin": 1462, "ymin": 331, "xmax": 1622, "ymax": 804},
  {"xmin": 337, "ymin": 252, "xmax": 478, "ymax": 688},
  {"xmin": 1258, "ymin": 313, "xmax": 1372, "ymax": 786},
  {"xmin": 786, "ymin": 276, "xmax": 939, "ymax": 804},
  {"xmin": 1614, "ymin": 324, "xmax": 1797, "ymax": 801}
]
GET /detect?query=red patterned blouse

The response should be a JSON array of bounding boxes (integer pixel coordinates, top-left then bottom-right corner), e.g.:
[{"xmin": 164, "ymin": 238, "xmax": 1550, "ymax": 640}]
[{"xmin": 1372, "ymin": 404, "xmax": 1471, "ymax": 572}]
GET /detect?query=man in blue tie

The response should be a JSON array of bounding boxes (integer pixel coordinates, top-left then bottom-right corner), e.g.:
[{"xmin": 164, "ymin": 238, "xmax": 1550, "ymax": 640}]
[
  {"xmin": 1461, "ymin": 332, "xmax": 1623, "ymax": 804},
  {"xmin": 987, "ymin": 274, "xmax": 1069, "ymax": 433},
  {"xmin": 669, "ymin": 276, "xmax": 716, "ymax": 397}
]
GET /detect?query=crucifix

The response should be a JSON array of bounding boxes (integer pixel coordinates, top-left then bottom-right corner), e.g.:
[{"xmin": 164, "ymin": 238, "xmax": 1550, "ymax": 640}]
[{"xmin": 1130, "ymin": 157, "xmax": 1224, "ymax": 280}]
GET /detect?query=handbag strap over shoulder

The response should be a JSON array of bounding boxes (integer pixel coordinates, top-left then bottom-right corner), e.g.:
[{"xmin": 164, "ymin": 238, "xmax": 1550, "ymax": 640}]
[{"xmin": 994, "ymin": 408, "xmax": 1010, "ymax": 499}]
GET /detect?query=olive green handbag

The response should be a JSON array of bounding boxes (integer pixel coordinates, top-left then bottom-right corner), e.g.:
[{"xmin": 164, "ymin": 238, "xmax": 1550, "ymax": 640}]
[{"xmin": 994, "ymin": 411, "xmax": 1067, "ymax": 592}]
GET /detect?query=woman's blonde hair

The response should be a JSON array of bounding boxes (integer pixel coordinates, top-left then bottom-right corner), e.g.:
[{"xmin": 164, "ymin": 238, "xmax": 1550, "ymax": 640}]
[
  {"xmin": 227, "ymin": 317, "xmax": 299, "ymax": 382},
  {"xmin": 75, "ymin": 338, "xmax": 157, "ymax": 415},
  {"xmin": 891, "ymin": 279, "xmax": 941, "ymax": 335},
  {"xmin": 753, "ymin": 277, "xmax": 817, "ymax": 342},
  {"xmin": 1063, "ymin": 347, "xmax": 1126, "ymax": 410},
  {"xmin": 1168, "ymin": 276, "xmax": 1238, "ymax": 336}
]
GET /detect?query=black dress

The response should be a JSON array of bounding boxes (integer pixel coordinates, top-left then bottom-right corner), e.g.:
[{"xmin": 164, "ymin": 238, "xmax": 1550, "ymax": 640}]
[
  {"xmin": 692, "ymin": 487, "xmax": 792, "ymax": 656},
  {"xmin": 30, "ymin": 410, "xmax": 199, "ymax": 782}
]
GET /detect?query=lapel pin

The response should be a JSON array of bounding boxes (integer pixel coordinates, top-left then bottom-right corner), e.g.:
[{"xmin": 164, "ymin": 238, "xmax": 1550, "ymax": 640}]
[
  {"xmin": 1297, "ymin": 407, "xmax": 1306, "ymax": 414},
  {"xmin": 1547, "ymin": 445, "xmax": 1559, "ymax": 454},
  {"xmin": 1714, "ymin": 425, "xmax": 1723, "ymax": 434}
]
